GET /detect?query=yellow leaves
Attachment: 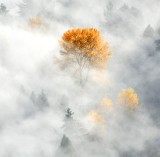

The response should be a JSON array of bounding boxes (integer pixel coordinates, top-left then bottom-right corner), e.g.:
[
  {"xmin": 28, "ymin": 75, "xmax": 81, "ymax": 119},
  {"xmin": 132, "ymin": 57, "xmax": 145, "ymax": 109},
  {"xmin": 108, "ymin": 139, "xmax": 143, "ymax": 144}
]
[
  {"xmin": 58, "ymin": 28, "xmax": 112, "ymax": 85},
  {"xmin": 28, "ymin": 17, "xmax": 43, "ymax": 27},
  {"xmin": 101, "ymin": 98, "xmax": 113, "ymax": 108},
  {"xmin": 89, "ymin": 111, "xmax": 104, "ymax": 123},
  {"xmin": 118, "ymin": 88, "xmax": 139, "ymax": 111},
  {"xmin": 86, "ymin": 88, "xmax": 140, "ymax": 130},
  {"xmin": 60, "ymin": 28, "xmax": 112, "ymax": 68},
  {"xmin": 88, "ymin": 97, "xmax": 113, "ymax": 126},
  {"xmin": 87, "ymin": 110, "xmax": 106, "ymax": 131},
  {"xmin": 97, "ymin": 97, "xmax": 114, "ymax": 113}
]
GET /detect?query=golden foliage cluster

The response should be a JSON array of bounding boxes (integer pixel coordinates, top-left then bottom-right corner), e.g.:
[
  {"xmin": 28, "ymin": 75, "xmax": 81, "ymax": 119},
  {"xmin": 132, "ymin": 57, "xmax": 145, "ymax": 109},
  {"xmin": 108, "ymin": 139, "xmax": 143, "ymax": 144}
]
[
  {"xmin": 87, "ymin": 89, "xmax": 140, "ymax": 128},
  {"xmin": 28, "ymin": 17, "xmax": 43, "ymax": 27},
  {"xmin": 101, "ymin": 97, "xmax": 113, "ymax": 107},
  {"xmin": 100, "ymin": 97, "xmax": 114, "ymax": 112},
  {"xmin": 60, "ymin": 28, "xmax": 112, "ymax": 68},
  {"xmin": 89, "ymin": 111, "xmax": 104, "ymax": 123},
  {"xmin": 118, "ymin": 88, "xmax": 139, "ymax": 111},
  {"xmin": 88, "ymin": 97, "xmax": 113, "ymax": 126}
]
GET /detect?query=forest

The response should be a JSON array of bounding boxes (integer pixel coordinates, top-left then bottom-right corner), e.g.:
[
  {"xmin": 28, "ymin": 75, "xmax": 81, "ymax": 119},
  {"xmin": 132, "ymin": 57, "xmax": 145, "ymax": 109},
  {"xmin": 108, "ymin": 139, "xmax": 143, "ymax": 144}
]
[{"xmin": 0, "ymin": 0, "xmax": 160, "ymax": 157}]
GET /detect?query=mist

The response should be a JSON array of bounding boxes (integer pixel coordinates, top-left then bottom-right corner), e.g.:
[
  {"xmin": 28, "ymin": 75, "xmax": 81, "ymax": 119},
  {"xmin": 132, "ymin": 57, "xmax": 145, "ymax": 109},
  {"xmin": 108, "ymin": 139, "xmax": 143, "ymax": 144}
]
[{"xmin": 0, "ymin": 0, "xmax": 160, "ymax": 157}]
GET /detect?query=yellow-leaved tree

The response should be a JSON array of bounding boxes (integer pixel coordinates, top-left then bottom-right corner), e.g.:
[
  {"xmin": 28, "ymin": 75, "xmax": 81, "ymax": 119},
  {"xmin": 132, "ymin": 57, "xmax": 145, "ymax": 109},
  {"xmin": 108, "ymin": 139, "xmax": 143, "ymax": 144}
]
[
  {"xmin": 118, "ymin": 88, "xmax": 139, "ymax": 111},
  {"xmin": 28, "ymin": 17, "xmax": 43, "ymax": 27},
  {"xmin": 59, "ymin": 28, "xmax": 111, "ymax": 86},
  {"xmin": 100, "ymin": 97, "xmax": 114, "ymax": 112},
  {"xmin": 89, "ymin": 111, "xmax": 104, "ymax": 123}
]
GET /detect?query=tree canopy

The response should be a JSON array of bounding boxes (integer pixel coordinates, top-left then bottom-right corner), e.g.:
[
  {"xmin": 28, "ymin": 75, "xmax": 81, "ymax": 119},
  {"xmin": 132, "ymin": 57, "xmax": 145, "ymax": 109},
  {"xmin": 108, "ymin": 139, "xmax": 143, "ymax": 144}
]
[
  {"xmin": 60, "ymin": 28, "xmax": 111, "ymax": 68},
  {"xmin": 59, "ymin": 28, "xmax": 111, "ymax": 86},
  {"xmin": 118, "ymin": 88, "xmax": 139, "ymax": 111}
]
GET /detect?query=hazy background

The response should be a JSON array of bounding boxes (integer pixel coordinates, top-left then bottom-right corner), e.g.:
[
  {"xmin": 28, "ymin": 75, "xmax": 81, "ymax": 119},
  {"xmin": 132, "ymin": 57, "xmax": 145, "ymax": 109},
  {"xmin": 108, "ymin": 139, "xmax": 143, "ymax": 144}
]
[{"xmin": 0, "ymin": 0, "xmax": 160, "ymax": 157}]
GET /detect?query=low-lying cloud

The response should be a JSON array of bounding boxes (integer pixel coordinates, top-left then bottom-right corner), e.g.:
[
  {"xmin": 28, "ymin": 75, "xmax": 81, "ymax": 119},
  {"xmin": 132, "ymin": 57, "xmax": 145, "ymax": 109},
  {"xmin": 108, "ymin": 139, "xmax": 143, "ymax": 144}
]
[{"xmin": 0, "ymin": 0, "xmax": 160, "ymax": 157}]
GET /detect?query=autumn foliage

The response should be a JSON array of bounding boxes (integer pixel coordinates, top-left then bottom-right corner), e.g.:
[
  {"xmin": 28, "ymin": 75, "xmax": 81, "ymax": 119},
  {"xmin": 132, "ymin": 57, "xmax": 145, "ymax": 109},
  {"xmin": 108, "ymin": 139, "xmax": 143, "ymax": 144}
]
[
  {"xmin": 100, "ymin": 97, "xmax": 114, "ymax": 112},
  {"xmin": 89, "ymin": 111, "xmax": 104, "ymax": 123},
  {"xmin": 118, "ymin": 88, "xmax": 139, "ymax": 111},
  {"xmin": 28, "ymin": 17, "xmax": 43, "ymax": 27},
  {"xmin": 60, "ymin": 28, "xmax": 111, "ymax": 68},
  {"xmin": 59, "ymin": 28, "xmax": 111, "ymax": 85}
]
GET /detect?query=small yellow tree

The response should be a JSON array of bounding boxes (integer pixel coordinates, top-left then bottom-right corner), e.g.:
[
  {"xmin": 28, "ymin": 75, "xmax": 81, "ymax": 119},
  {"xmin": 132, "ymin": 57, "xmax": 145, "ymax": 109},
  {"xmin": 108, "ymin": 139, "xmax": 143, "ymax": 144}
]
[
  {"xmin": 59, "ymin": 28, "xmax": 111, "ymax": 85},
  {"xmin": 28, "ymin": 17, "xmax": 43, "ymax": 27},
  {"xmin": 118, "ymin": 88, "xmax": 139, "ymax": 111},
  {"xmin": 100, "ymin": 97, "xmax": 114, "ymax": 112},
  {"xmin": 89, "ymin": 111, "xmax": 104, "ymax": 123}
]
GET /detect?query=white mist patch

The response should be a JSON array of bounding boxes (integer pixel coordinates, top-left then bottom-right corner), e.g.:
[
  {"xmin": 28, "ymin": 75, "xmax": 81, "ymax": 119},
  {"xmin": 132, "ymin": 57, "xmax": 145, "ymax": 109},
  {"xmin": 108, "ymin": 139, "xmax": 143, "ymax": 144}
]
[{"xmin": 0, "ymin": 0, "xmax": 160, "ymax": 157}]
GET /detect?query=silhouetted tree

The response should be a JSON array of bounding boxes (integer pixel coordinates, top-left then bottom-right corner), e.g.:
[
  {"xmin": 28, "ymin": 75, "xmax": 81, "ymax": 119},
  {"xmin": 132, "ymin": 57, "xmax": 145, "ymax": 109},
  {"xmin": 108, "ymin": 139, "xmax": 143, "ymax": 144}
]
[
  {"xmin": 155, "ymin": 39, "xmax": 160, "ymax": 51},
  {"xmin": 107, "ymin": 1, "xmax": 113, "ymax": 11},
  {"xmin": 0, "ymin": 3, "xmax": 8, "ymax": 15},
  {"xmin": 120, "ymin": 3, "xmax": 129, "ymax": 12},
  {"xmin": 60, "ymin": 134, "xmax": 72, "ymax": 148},
  {"xmin": 130, "ymin": 7, "xmax": 141, "ymax": 17},
  {"xmin": 104, "ymin": 1, "xmax": 114, "ymax": 20},
  {"xmin": 157, "ymin": 27, "xmax": 160, "ymax": 36},
  {"xmin": 105, "ymin": 1, "xmax": 113, "ymax": 15},
  {"xmin": 56, "ymin": 134, "xmax": 76, "ymax": 157},
  {"xmin": 63, "ymin": 108, "xmax": 75, "ymax": 136},
  {"xmin": 65, "ymin": 108, "xmax": 74, "ymax": 119},
  {"xmin": 30, "ymin": 90, "xmax": 49, "ymax": 111},
  {"xmin": 63, "ymin": 108, "xmax": 86, "ymax": 139},
  {"xmin": 18, "ymin": 0, "xmax": 55, "ymax": 19},
  {"xmin": 18, "ymin": 0, "xmax": 32, "ymax": 18},
  {"xmin": 30, "ymin": 91, "xmax": 36, "ymax": 104},
  {"xmin": 37, "ymin": 90, "xmax": 49, "ymax": 110},
  {"xmin": 104, "ymin": 2, "xmax": 142, "ymax": 38},
  {"xmin": 143, "ymin": 25, "xmax": 155, "ymax": 38}
]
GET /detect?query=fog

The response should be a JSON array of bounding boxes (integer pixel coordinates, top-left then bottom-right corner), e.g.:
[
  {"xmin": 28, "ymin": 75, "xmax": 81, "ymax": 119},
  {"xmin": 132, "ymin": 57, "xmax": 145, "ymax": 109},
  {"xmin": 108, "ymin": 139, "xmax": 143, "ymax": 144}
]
[{"xmin": 0, "ymin": 0, "xmax": 160, "ymax": 157}]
